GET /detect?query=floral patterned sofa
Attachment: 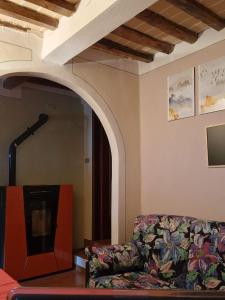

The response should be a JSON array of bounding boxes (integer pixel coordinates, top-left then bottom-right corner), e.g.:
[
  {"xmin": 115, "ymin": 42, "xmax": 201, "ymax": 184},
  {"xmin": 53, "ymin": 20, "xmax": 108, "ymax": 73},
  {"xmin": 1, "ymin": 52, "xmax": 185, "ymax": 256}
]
[{"xmin": 85, "ymin": 214, "xmax": 225, "ymax": 290}]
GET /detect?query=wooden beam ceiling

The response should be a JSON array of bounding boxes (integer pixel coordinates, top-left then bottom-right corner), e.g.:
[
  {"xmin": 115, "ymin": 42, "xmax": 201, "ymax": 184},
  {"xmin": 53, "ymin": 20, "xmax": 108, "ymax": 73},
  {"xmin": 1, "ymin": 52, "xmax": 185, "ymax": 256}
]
[
  {"xmin": 24, "ymin": 0, "xmax": 78, "ymax": 17},
  {"xmin": 112, "ymin": 25, "xmax": 174, "ymax": 54},
  {"xmin": 166, "ymin": 0, "xmax": 225, "ymax": 31},
  {"xmin": 27, "ymin": 77, "xmax": 70, "ymax": 90},
  {"xmin": 3, "ymin": 76, "xmax": 28, "ymax": 89},
  {"xmin": 0, "ymin": 19, "xmax": 30, "ymax": 32},
  {"xmin": 136, "ymin": 9, "xmax": 199, "ymax": 43},
  {"xmin": 93, "ymin": 38, "xmax": 154, "ymax": 63},
  {"xmin": 0, "ymin": 0, "xmax": 223, "ymax": 65},
  {"xmin": 3, "ymin": 76, "xmax": 70, "ymax": 90},
  {"xmin": 0, "ymin": 0, "xmax": 59, "ymax": 30}
]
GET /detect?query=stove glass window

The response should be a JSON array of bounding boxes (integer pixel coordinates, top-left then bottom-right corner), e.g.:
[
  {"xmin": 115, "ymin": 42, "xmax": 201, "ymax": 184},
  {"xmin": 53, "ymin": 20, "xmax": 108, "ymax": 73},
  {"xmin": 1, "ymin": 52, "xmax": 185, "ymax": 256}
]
[{"xmin": 24, "ymin": 186, "xmax": 59, "ymax": 256}]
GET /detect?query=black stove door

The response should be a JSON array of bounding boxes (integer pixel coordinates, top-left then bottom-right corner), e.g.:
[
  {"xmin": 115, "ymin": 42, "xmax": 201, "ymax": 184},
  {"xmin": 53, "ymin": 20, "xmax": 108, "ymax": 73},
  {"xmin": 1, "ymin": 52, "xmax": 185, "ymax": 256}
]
[{"xmin": 23, "ymin": 186, "xmax": 59, "ymax": 256}]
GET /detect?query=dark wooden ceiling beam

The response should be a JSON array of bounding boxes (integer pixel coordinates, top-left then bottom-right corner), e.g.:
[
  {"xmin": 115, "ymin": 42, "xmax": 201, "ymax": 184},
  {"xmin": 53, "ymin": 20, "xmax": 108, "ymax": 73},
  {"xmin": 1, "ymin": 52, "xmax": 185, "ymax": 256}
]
[
  {"xmin": 27, "ymin": 77, "xmax": 70, "ymax": 90},
  {"xmin": 93, "ymin": 38, "xmax": 154, "ymax": 63},
  {"xmin": 3, "ymin": 76, "xmax": 28, "ymax": 89},
  {"xmin": 112, "ymin": 25, "xmax": 174, "ymax": 54},
  {"xmin": 0, "ymin": 20, "xmax": 30, "ymax": 32},
  {"xmin": 166, "ymin": 0, "xmax": 225, "ymax": 31},
  {"xmin": 136, "ymin": 9, "xmax": 199, "ymax": 43},
  {"xmin": 0, "ymin": 0, "xmax": 59, "ymax": 30},
  {"xmin": 24, "ymin": 0, "xmax": 78, "ymax": 17},
  {"xmin": 3, "ymin": 76, "xmax": 70, "ymax": 90}
]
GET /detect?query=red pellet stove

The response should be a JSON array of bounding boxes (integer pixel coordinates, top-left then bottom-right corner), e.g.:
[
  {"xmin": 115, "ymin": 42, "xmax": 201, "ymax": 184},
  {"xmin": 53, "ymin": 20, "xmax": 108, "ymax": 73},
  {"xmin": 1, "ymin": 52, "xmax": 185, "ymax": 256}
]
[{"xmin": 0, "ymin": 114, "xmax": 73, "ymax": 280}]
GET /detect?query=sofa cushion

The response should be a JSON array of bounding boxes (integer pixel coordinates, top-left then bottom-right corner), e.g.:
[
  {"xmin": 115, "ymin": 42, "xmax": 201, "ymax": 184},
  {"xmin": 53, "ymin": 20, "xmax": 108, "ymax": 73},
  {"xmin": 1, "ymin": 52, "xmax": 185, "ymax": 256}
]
[
  {"xmin": 132, "ymin": 215, "xmax": 194, "ymax": 288},
  {"xmin": 89, "ymin": 271, "xmax": 172, "ymax": 289},
  {"xmin": 187, "ymin": 219, "xmax": 225, "ymax": 290},
  {"xmin": 85, "ymin": 243, "xmax": 143, "ymax": 279}
]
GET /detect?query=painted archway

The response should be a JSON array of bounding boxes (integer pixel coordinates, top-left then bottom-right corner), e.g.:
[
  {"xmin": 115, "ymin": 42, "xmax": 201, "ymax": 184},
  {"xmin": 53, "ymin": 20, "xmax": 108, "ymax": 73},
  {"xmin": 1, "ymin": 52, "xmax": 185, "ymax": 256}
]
[{"xmin": 0, "ymin": 69, "xmax": 126, "ymax": 244}]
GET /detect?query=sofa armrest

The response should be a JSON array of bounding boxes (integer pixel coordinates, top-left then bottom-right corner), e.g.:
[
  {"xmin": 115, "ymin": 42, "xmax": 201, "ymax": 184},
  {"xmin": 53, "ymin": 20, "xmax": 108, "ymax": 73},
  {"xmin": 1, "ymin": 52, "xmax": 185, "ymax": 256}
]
[{"xmin": 85, "ymin": 242, "xmax": 143, "ymax": 279}]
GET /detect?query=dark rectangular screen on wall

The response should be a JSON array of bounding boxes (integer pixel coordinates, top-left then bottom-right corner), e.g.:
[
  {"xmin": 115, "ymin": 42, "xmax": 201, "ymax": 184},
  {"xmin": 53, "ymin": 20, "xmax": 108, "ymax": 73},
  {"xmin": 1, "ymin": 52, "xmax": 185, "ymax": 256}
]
[{"xmin": 206, "ymin": 124, "xmax": 225, "ymax": 166}]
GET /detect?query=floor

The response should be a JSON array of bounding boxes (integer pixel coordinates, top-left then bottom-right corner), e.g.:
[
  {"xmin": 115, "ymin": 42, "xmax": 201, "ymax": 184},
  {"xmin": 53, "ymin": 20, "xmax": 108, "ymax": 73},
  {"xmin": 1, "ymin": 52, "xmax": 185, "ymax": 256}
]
[
  {"xmin": 19, "ymin": 243, "xmax": 110, "ymax": 288},
  {"xmin": 20, "ymin": 266, "xmax": 86, "ymax": 288}
]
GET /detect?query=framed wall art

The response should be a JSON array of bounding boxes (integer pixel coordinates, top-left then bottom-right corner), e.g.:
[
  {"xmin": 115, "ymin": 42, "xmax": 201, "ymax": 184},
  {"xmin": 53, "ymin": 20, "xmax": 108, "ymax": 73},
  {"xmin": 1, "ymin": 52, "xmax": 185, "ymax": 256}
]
[
  {"xmin": 168, "ymin": 68, "xmax": 195, "ymax": 121},
  {"xmin": 199, "ymin": 56, "xmax": 225, "ymax": 114}
]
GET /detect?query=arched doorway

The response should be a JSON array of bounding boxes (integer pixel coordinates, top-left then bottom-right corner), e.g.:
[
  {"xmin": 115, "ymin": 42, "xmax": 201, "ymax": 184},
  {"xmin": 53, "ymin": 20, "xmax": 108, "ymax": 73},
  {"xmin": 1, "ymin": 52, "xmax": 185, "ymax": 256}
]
[{"xmin": 0, "ymin": 70, "xmax": 126, "ymax": 245}]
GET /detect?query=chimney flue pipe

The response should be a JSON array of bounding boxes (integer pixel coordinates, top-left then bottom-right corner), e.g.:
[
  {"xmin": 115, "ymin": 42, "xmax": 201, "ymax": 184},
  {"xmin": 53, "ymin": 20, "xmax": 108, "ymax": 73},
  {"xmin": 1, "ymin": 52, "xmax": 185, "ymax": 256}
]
[{"xmin": 8, "ymin": 113, "xmax": 49, "ymax": 186}]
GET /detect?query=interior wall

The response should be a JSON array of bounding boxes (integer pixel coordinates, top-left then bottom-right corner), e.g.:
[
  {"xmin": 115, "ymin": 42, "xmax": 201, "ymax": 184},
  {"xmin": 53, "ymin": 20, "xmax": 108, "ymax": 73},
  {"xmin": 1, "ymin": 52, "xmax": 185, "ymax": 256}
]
[
  {"xmin": 140, "ymin": 39, "xmax": 225, "ymax": 221},
  {"xmin": 0, "ymin": 28, "xmax": 141, "ymax": 243},
  {"xmin": 73, "ymin": 60, "xmax": 141, "ymax": 239},
  {"xmin": 0, "ymin": 85, "xmax": 86, "ymax": 249}
]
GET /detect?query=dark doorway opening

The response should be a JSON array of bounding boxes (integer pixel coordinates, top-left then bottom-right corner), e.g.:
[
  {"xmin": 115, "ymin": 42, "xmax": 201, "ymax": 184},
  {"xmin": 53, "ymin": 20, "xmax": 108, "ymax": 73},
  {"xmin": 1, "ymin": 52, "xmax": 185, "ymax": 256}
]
[
  {"xmin": 92, "ymin": 112, "xmax": 112, "ymax": 242},
  {"xmin": 1, "ymin": 75, "xmax": 113, "ymax": 254}
]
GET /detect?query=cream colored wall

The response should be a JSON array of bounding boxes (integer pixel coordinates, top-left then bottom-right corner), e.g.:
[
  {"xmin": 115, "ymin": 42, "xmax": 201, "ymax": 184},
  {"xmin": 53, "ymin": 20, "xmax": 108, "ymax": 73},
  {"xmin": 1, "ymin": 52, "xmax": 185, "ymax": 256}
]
[
  {"xmin": 0, "ymin": 27, "xmax": 141, "ymax": 242},
  {"xmin": 73, "ymin": 60, "xmax": 141, "ymax": 239},
  {"xmin": 140, "ymin": 39, "xmax": 225, "ymax": 221},
  {"xmin": 0, "ymin": 86, "xmax": 85, "ymax": 248}
]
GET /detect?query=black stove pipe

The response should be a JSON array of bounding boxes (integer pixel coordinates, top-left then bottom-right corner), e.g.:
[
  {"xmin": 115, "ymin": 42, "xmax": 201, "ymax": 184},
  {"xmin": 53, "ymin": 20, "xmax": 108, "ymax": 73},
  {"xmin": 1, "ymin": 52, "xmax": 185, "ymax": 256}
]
[{"xmin": 8, "ymin": 113, "xmax": 49, "ymax": 186}]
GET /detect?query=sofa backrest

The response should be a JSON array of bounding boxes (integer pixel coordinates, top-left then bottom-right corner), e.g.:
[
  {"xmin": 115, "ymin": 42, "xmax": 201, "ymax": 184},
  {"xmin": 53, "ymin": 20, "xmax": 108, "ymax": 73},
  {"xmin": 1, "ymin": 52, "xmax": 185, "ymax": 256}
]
[
  {"xmin": 188, "ymin": 218, "xmax": 225, "ymax": 289},
  {"xmin": 131, "ymin": 215, "xmax": 225, "ymax": 290}
]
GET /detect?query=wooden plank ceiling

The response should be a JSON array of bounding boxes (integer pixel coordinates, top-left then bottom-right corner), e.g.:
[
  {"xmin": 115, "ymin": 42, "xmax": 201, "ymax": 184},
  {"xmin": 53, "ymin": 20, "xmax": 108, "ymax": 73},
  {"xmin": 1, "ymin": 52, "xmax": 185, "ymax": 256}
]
[
  {"xmin": 0, "ymin": 0, "xmax": 80, "ymax": 35},
  {"xmin": 92, "ymin": 0, "xmax": 225, "ymax": 63},
  {"xmin": 0, "ymin": 0, "xmax": 225, "ymax": 63}
]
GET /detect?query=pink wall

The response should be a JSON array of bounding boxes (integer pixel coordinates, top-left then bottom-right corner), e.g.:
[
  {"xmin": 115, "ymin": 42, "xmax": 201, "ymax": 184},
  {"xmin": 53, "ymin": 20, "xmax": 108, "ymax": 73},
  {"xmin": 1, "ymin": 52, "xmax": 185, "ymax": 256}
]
[{"xmin": 140, "ymin": 39, "xmax": 225, "ymax": 221}]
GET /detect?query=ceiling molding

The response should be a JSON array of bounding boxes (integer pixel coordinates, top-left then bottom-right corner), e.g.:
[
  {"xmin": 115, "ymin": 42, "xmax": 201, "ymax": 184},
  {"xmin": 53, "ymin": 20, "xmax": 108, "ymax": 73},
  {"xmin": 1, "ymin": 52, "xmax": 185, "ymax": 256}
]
[{"xmin": 0, "ymin": 40, "xmax": 32, "ymax": 63}]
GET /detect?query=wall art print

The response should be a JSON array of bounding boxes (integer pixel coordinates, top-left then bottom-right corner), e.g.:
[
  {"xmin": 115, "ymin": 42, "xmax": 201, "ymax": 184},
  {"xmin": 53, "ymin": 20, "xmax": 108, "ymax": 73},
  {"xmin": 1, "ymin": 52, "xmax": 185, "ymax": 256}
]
[
  {"xmin": 199, "ymin": 56, "xmax": 225, "ymax": 114},
  {"xmin": 168, "ymin": 68, "xmax": 195, "ymax": 121}
]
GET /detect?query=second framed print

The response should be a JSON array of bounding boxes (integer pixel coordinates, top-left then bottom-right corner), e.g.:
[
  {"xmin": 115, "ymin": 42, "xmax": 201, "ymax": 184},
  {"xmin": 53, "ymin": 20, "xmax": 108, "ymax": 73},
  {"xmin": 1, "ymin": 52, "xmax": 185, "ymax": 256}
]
[{"xmin": 199, "ymin": 56, "xmax": 225, "ymax": 115}]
